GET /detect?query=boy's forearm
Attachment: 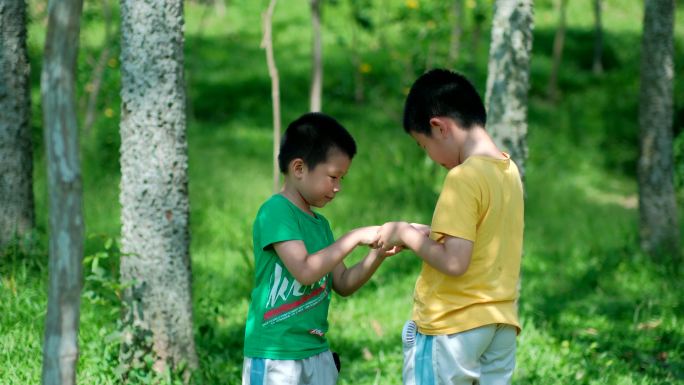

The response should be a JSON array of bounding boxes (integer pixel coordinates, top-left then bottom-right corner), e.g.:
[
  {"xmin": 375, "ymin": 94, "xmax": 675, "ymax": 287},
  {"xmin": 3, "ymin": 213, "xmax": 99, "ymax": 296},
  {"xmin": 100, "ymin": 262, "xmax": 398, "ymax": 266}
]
[
  {"xmin": 334, "ymin": 250, "xmax": 385, "ymax": 297},
  {"xmin": 398, "ymin": 223, "xmax": 469, "ymax": 276},
  {"xmin": 299, "ymin": 228, "xmax": 367, "ymax": 285}
]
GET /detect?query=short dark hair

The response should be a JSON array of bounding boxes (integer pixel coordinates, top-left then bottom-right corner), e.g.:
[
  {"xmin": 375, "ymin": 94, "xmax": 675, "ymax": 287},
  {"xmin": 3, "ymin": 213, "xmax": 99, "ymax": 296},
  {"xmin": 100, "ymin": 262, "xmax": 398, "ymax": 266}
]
[
  {"xmin": 403, "ymin": 69, "xmax": 487, "ymax": 136},
  {"xmin": 278, "ymin": 112, "xmax": 357, "ymax": 173}
]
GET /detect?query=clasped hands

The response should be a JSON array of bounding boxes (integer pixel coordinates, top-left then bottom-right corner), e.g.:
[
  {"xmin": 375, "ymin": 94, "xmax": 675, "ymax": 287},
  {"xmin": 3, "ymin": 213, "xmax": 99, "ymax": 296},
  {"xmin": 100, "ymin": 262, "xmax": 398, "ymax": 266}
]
[{"xmin": 357, "ymin": 222, "xmax": 431, "ymax": 257}]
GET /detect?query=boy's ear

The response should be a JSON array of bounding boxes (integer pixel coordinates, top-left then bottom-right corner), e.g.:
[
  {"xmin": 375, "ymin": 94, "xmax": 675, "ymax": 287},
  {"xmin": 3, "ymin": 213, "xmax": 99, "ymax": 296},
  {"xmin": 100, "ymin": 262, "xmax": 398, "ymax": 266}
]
[
  {"xmin": 289, "ymin": 158, "xmax": 305, "ymax": 178},
  {"xmin": 429, "ymin": 117, "xmax": 450, "ymax": 138}
]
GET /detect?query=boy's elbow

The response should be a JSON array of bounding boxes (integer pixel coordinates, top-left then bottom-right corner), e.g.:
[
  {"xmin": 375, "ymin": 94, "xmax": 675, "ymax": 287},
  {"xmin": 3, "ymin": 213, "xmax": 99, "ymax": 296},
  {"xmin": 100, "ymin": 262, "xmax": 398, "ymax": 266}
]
[
  {"xmin": 443, "ymin": 264, "xmax": 467, "ymax": 277},
  {"xmin": 293, "ymin": 270, "xmax": 319, "ymax": 286},
  {"xmin": 442, "ymin": 254, "xmax": 471, "ymax": 277},
  {"xmin": 332, "ymin": 282, "xmax": 353, "ymax": 297},
  {"xmin": 297, "ymin": 275, "xmax": 318, "ymax": 286}
]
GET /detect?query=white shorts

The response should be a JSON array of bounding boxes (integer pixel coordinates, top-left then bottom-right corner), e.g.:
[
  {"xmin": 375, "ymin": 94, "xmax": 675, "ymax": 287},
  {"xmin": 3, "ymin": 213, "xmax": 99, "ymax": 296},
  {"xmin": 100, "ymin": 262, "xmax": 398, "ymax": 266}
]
[
  {"xmin": 402, "ymin": 321, "xmax": 516, "ymax": 385},
  {"xmin": 242, "ymin": 350, "xmax": 339, "ymax": 385}
]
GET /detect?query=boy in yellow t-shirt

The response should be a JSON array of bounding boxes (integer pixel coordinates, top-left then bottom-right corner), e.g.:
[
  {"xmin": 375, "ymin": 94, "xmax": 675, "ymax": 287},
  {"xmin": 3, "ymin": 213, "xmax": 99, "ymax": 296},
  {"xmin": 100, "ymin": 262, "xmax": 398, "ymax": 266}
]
[{"xmin": 377, "ymin": 69, "xmax": 524, "ymax": 385}]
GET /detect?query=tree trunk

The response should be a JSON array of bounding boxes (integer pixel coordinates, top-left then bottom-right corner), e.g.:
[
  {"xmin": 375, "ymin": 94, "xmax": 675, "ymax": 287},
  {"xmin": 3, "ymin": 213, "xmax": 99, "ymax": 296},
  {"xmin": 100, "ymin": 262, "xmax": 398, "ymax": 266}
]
[
  {"xmin": 349, "ymin": 1, "xmax": 365, "ymax": 103},
  {"xmin": 484, "ymin": 0, "xmax": 534, "ymax": 180},
  {"xmin": 82, "ymin": 0, "xmax": 114, "ymax": 134},
  {"xmin": 467, "ymin": 1, "xmax": 486, "ymax": 73},
  {"xmin": 119, "ymin": 0, "xmax": 198, "ymax": 377},
  {"xmin": 261, "ymin": 0, "xmax": 281, "ymax": 193},
  {"xmin": 310, "ymin": 0, "xmax": 322, "ymax": 112},
  {"xmin": 592, "ymin": 0, "xmax": 603, "ymax": 75},
  {"xmin": 0, "ymin": 0, "xmax": 35, "ymax": 251},
  {"xmin": 40, "ymin": 0, "xmax": 85, "ymax": 382},
  {"xmin": 351, "ymin": 24, "xmax": 364, "ymax": 104},
  {"xmin": 447, "ymin": 0, "xmax": 464, "ymax": 69},
  {"xmin": 638, "ymin": 0, "xmax": 680, "ymax": 258},
  {"xmin": 547, "ymin": 0, "xmax": 566, "ymax": 101}
]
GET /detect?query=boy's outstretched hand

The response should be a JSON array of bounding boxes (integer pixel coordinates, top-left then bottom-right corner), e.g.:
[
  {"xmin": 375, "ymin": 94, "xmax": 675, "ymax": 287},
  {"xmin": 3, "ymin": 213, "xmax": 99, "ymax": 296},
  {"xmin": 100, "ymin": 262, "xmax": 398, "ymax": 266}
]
[
  {"xmin": 376, "ymin": 222, "xmax": 431, "ymax": 251},
  {"xmin": 376, "ymin": 221, "xmax": 409, "ymax": 249},
  {"xmin": 353, "ymin": 226, "xmax": 382, "ymax": 248}
]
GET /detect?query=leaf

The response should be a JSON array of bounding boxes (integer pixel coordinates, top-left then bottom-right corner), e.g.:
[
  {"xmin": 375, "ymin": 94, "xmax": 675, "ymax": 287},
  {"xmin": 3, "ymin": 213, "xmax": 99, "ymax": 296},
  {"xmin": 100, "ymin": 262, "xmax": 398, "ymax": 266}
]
[
  {"xmin": 371, "ymin": 319, "xmax": 384, "ymax": 337},
  {"xmin": 363, "ymin": 347, "xmax": 374, "ymax": 361},
  {"xmin": 353, "ymin": 13, "xmax": 374, "ymax": 31},
  {"xmin": 636, "ymin": 319, "xmax": 662, "ymax": 330}
]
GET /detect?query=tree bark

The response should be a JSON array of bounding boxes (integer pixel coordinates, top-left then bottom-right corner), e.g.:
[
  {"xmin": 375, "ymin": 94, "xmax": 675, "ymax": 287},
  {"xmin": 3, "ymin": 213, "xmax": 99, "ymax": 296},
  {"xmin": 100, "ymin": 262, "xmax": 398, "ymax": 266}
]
[
  {"xmin": 310, "ymin": 0, "xmax": 322, "ymax": 112},
  {"xmin": 447, "ymin": 0, "xmax": 464, "ymax": 69},
  {"xmin": 592, "ymin": 0, "xmax": 603, "ymax": 75},
  {"xmin": 547, "ymin": 0, "xmax": 566, "ymax": 101},
  {"xmin": 40, "ymin": 0, "xmax": 85, "ymax": 382},
  {"xmin": 638, "ymin": 0, "xmax": 680, "ymax": 258},
  {"xmin": 119, "ymin": 0, "xmax": 198, "ymax": 377},
  {"xmin": 0, "ymin": 0, "xmax": 35, "ymax": 250},
  {"xmin": 261, "ymin": 0, "xmax": 281, "ymax": 193},
  {"xmin": 484, "ymin": 0, "xmax": 534, "ymax": 180}
]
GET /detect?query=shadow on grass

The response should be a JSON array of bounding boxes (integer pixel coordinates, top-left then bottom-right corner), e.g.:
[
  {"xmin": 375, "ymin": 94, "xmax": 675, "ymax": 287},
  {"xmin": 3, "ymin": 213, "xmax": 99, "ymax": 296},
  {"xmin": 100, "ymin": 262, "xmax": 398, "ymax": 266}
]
[{"xmin": 521, "ymin": 188, "xmax": 684, "ymax": 381}]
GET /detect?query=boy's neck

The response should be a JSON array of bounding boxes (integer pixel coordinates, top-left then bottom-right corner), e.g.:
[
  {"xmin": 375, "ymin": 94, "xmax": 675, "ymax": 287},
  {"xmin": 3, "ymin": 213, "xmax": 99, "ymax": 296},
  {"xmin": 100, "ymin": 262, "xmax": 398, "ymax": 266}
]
[
  {"xmin": 459, "ymin": 126, "xmax": 505, "ymax": 162},
  {"xmin": 280, "ymin": 181, "xmax": 314, "ymax": 215}
]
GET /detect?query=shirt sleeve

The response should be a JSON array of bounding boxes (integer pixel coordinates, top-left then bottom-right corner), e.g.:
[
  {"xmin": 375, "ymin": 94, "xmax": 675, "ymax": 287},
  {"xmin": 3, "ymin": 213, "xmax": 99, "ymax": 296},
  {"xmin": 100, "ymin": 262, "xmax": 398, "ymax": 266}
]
[
  {"xmin": 430, "ymin": 167, "xmax": 480, "ymax": 242},
  {"xmin": 255, "ymin": 198, "xmax": 303, "ymax": 250}
]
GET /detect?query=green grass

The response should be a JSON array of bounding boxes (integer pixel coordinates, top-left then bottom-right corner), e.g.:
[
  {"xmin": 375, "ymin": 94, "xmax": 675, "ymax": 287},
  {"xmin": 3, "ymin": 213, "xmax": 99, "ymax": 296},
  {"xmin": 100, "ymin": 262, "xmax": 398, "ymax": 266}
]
[{"xmin": 3, "ymin": 0, "xmax": 684, "ymax": 383}]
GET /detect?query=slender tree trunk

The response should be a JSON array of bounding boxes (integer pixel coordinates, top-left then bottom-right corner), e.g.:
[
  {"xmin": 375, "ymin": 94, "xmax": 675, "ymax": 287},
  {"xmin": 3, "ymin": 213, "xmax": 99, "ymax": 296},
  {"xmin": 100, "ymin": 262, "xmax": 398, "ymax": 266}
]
[
  {"xmin": 351, "ymin": 22, "xmax": 364, "ymax": 103},
  {"xmin": 40, "ymin": 0, "xmax": 85, "ymax": 382},
  {"xmin": 310, "ymin": 0, "xmax": 322, "ymax": 112},
  {"xmin": 592, "ymin": 0, "xmax": 603, "ymax": 75},
  {"xmin": 447, "ymin": 0, "xmax": 464, "ymax": 69},
  {"xmin": 82, "ymin": 0, "xmax": 114, "ymax": 134},
  {"xmin": 484, "ymin": 0, "xmax": 534, "ymax": 180},
  {"xmin": 638, "ymin": 0, "xmax": 680, "ymax": 258},
  {"xmin": 349, "ymin": 1, "xmax": 365, "ymax": 103},
  {"xmin": 213, "ymin": 0, "xmax": 226, "ymax": 16},
  {"xmin": 468, "ymin": 1, "xmax": 486, "ymax": 73},
  {"xmin": 425, "ymin": 40, "xmax": 436, "ymax": 71},
  {"xmin": 0, "ymin": 0, "xmax": 35, "ymax": 250},
  {"xmin": 119, "ymin": 0, "xmax": 198, "ymax": 377},
  {"xmin": 261, "ymin": 0, "xmax": 281, "ymax": 193},
  {"xmin": 547, "ymin": 0, "xmax": 566, "ymax": 101}
]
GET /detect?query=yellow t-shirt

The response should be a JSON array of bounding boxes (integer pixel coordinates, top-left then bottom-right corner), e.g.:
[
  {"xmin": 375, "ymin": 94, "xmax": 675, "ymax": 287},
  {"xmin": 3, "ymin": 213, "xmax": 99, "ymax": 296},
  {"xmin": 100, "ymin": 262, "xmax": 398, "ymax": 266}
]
[{"xmin": 413, "ymin": 153, "xmax": 524, "ymax": 335}]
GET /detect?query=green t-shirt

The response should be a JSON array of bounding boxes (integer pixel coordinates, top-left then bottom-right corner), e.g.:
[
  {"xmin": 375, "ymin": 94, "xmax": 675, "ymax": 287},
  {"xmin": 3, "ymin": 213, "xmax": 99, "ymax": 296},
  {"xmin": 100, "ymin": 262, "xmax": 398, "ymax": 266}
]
[{"xmin": 243, "ymin": 194, "xmax": 335, "ymax": 359}]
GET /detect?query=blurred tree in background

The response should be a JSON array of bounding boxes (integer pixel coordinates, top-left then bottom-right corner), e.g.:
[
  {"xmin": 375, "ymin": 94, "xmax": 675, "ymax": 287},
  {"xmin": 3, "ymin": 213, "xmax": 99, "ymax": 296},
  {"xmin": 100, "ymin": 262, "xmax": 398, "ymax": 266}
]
[
  {"xmin": 637, "ymin": 0, "xmax": 680, "ymax": 259},
  {"xmin": 0, "ymin": 0, "xmax": 35, "ymax": 252}
]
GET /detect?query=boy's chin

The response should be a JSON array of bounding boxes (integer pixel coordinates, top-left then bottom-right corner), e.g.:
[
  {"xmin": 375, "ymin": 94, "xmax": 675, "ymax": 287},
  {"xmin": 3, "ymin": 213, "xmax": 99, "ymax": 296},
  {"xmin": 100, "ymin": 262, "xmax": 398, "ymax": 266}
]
[{"xmin": 312, "ymin": 199, "xmax": 333, "ymax": 208}]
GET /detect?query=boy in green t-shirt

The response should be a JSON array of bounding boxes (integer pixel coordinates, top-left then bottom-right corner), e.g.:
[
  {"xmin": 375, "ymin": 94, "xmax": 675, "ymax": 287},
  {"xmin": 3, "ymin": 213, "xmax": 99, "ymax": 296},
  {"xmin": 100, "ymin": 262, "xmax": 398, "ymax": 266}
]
[
  {"xmin": 377, "ymin": 69, "xmax": 524, "ymax": 384},
  {"xmin": 243, "ymin": 112, "xmax": 395, "ymax": 385}
]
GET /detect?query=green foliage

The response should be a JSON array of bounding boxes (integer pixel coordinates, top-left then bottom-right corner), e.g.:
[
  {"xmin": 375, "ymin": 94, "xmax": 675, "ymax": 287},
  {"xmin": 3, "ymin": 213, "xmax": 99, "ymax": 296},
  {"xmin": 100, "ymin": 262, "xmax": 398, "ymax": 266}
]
[
  {"xmin": 3, "ymin": 0, "xmax": 682, "ymax": 384},
  {"xmin": 81, "ymin": 236, "xmax": 194, "ymax": 384},
  {"xmin": 675, "ymin": 131, "xmax": 684, "ymax": 191}
]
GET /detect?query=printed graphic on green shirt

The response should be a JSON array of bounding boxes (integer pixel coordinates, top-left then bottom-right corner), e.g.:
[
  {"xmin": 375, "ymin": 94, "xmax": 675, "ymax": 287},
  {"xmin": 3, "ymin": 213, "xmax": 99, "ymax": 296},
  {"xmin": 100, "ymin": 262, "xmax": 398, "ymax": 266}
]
[{"xmin": 263, "ymin": 263, "xmax": 330, "ymax": 328}]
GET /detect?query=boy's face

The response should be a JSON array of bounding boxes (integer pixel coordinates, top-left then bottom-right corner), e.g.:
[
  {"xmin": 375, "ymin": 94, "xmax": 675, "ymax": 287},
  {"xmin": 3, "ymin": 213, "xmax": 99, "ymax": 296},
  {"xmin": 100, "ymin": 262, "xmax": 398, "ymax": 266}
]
[
  {"xmin": 298, "ymin": 149, "xmax": 351, "ymax": 208},
  {"xmin": 410, "ymin": 129, "xmax": 457, "ymax": 169}
]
